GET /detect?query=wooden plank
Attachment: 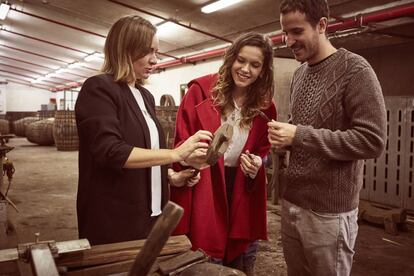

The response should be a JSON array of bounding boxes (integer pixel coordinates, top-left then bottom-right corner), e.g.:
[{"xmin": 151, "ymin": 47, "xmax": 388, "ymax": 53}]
[
  {"xmin": 30, "ymin": 244, "xmax": 59, "ymax": 276},
  {"xmin": 0, "ymin": 239, "xmax": 89, "ymax": 263},
  {"xmin": 359, "ymin": 200, "xmax": 407, "ymax": 235},
  {"xmin": 0, "ymin": 260, "xmax": 20, "ymax": 276},
  {"xmin": 270, "ymin": 149, "xmax": 287, "ymax": 205},
  {"xmin": 56, "ymin": 235, "xmax": 191, "ymax": 268},
  {"xmin": 17, "ymin": 260, "xmax": 34, "ymax": 276},
  {"xmin": 65, "ymin": 254, "xmax": 177, "ymax": 276},
  {"xmin": 158, "ymin": 250, "xmax": 207, "ymax": 275},
  {"xmin": 129, "ymin": 201, "xmax": 184, "ymax": 275}
]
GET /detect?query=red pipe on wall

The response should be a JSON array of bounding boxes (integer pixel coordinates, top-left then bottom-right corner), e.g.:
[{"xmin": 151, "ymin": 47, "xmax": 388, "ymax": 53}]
[
  {"xmin": 328, "ymin": 3, "xmax": 414, "ymax": 32},
  {"xmin": 54, "ymin": 3, "xmax": 414, "ymax": 91},
  {"xmin": 9, "ymin": 8, "xmax": 178, "ymax": 60},
  {"xmin": 0, "ymin": 69, "xmax": 61, "ymax": 85},
  {"xmin": 0, "ymin": 44, "xmax": 91, "ymax": 78},
  {"xmin": 157, "ymin": 3, "xmax": 414, "ymax": 70},
  {"xmin": 0, "ymin": 30, "xmax": 99, "ymax": 71},
  {"xmin": 108, "ymin": 0, "xmax": 232, "ymax": 43},
  {"xmin": 10, "ymin": 8, "xmax": 106, "ymax": 38},
  {"xmin": 2, "ymin": 29, "xmax": 89, "ymax": 55},
  {"xmin": 155, "ymin": 48, "xmax": 227, "ymax": 69},
  {"xmin": 4, "ymin": 78, "xmax": 54, "ymax": 90},
  {"xmin": 0, "ymin": 62, "xmax": 75, "ymax": 82}
]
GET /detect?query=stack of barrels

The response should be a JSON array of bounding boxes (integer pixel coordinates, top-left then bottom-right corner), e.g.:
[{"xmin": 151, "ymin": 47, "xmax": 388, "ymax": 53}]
[
  {"xmin": 53, "ymin": 110, "xmax": 78, "ymax": 151},
  {"xmin": 13, "ymin": 117, "xmax": 41, "ymax": 137},
  {"xmin": 155, "ymin": 95, "xmax": 178, "ymax": 149},
  {"xmin": 26, "ymin": 118, "xmax": 55, "ymax": 146},
  {"xmin": 0, "ymin": 119, "xmax": 10, "ymax": 135},
  {"xmin": 5, "ymin": 111, "xmax": 38, "ymax": 134},
  {"xmin": 9, "ymin": 110, "xmax": 79, "ymax": 151}
]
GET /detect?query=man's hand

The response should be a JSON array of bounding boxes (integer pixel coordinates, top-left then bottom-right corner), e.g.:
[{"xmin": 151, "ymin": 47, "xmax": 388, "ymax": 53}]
[{"xmin": 268, "ymin": 120, "xmax": 297, "ymax": 149}]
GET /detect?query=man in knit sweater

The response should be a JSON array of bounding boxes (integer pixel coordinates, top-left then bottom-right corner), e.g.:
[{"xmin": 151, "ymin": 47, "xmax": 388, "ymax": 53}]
[{"xmin": 268, "ymin": 0, "xmax": 387, "ymax": 275}]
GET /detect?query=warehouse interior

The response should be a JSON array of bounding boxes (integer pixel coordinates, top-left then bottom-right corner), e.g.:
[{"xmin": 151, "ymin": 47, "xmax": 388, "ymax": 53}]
[{"xmin": 0, "ymin": 0, "xmax": 413, "ymax": 275}]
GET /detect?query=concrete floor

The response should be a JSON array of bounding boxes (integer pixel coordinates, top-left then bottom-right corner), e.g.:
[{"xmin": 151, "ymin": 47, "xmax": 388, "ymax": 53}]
[
  {"xmin": 5, "ymin": 137, "xmax": 78, "ymax": 244},
  {"xmin": 2, "ymin": 137, "xmax": 414, "ymax": 275}
]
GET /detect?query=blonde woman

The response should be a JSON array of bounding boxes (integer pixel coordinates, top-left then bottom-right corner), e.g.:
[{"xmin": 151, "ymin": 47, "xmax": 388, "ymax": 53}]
[{"xmin": 75, "ymin": 15, "xmax": 212, "ymax": 245}]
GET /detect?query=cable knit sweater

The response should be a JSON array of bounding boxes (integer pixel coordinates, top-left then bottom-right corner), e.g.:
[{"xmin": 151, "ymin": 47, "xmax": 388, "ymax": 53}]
[{"xmin": 284, "ymin": 48, "xmax": 387, "ymax": 213}]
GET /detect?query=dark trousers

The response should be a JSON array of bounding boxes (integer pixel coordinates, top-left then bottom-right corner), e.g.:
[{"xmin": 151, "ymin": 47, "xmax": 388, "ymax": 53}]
[{"xmin": 221, "ymin": 166, "xmax": 258, "ymax": 275}]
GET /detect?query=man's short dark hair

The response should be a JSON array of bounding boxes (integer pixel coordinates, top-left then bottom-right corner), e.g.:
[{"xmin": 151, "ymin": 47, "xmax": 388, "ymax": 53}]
[{"xmin": 280, "ymin": 0, "xmax": 330, "ymax": 26}]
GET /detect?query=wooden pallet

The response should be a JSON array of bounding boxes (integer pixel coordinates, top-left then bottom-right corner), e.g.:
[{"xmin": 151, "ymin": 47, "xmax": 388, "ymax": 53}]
[{"xmin": 358, "ymin": 200, "xmax": 407, "ymax": 235}]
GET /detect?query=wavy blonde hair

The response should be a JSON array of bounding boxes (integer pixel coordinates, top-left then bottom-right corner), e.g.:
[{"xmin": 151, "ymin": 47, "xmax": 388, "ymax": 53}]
[
  {"xmin": 102, "ymin": 15, "xmax": 156, "ymax": 84},
  {"xmin": 212, "ymin": 32, "xmax": 274, "ymax": 128}
]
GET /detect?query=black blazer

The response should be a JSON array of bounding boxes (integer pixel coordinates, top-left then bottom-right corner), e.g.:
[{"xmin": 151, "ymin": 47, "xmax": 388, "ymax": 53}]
[{"xmin": 75, "ymin": 74, "xmax": 168, "ymax": 245}]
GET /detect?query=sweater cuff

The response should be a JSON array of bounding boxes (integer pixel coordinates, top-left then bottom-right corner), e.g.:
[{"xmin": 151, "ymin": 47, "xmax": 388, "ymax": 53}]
[{"xmin": 292, "ymin": 124, "xmax": 308, "ymax": 148}]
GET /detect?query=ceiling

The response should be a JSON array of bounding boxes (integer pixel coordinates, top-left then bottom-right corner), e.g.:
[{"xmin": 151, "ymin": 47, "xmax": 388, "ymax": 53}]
[{"xmin": 0, "ymin": 0, "xmax": 413, "ymax": 91}]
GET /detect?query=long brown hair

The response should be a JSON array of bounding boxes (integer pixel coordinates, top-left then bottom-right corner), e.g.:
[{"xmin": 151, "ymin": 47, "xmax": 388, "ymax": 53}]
[
  {"xmin": 212, "ymin": 32, "xmax": 274, "ymax": 128},
  {"xmin": 102, "ymin": 15, "xmax": 156, "ymax": 84}
]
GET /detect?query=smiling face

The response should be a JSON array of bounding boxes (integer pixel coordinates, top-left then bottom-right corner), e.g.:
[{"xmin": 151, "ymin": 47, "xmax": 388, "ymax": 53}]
[
  {"xmin": 133, "ymin": 34, "xmax": 159, "ymax": 80},
  {"xmin": 281, "ymin": 10, "xmax": 322, "ymax": 64},
  {"xmin": 231, "ymin": 45, "xmax": 264, "ymax": 90}
]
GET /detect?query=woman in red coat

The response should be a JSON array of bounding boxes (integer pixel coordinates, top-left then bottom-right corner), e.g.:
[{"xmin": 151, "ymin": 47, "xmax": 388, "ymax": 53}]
[{"xmin": 171, "ymin": 32, "xmax": 277, "ymax": 275}]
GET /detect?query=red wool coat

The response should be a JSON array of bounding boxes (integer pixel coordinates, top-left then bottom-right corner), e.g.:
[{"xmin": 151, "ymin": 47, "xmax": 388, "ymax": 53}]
[{"xmin": 171, "ymin": 74, "xmax": 277, "ymax": 261}]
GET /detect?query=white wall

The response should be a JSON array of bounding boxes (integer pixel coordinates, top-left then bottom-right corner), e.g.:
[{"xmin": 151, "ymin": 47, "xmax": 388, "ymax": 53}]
[
  {"xmin": 273, "ymin": 57, "xmax": 300, "ymax": 122},
  {"xmin": 144, "ymin": 57, "xmax": 223, "ymax": 105},
  {"xmin": 356, "ymin": 42, "xmax": 414, "ymax": 97},
  {"xmin": 2, "ymin": 56, "xmax": 300, "ymax": 113},
  {"xmin": 55, "ymin": 90, "xmax": 79, "ymax": 110},
  {"xmin": 0, "ymin": 79, "xmax": 7, "ymax": 115},
  {"xmin": 144, "ymin": 56, "xmax": 300, "ymax": 112},
  {"xmin": 5, "ymin": 82, "xmax": 53, "ymax": 112}
]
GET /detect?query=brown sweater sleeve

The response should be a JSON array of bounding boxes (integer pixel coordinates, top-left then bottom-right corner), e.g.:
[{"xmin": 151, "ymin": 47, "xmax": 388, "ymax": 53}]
[{"xmin": 292, "ymin": 66, "xmax": 387, "ymax": 161}]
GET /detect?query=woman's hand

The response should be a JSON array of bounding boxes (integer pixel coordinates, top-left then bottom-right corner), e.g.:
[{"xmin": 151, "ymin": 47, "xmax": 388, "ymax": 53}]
[
  {"xmin": 168, "ymin": 168, "xmax": 201, "ymax": 187},
  {"xmin": 240, "ymin": 150, "xmax": 262, "ymax": 179},
  {"xmin": 184, "ymin": 148, "xmax": 210, "ymax": 169},
  {"xmin": 174, "ymin": 130, "xmax": 212, "ymax": 162}
]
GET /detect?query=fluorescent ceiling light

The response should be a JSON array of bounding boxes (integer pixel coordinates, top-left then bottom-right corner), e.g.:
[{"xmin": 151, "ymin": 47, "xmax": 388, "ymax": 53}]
[
  {"xmin": 0, "ymin": 3, "xmax": 10, "ymax": 20},
  {"xmin": 68, "ymin": 62, "xmax": 83, "ymax": 69},
  {"xmin": 56, "ymin": 68, "xmax": 67, "ymax": 74},
  {"xmin": 156, "ymin": 21, "xmax": 179, "ymax": 37},
  {"xmin": 201, "ymin": 0, "xmax": 243, "ymax": 14},
  {"xmin": 45, "ymin": 73, "xmax": 56, "ymax": 78},
  {"xmin": 84, "ymin": 52, "xmax": 104, "ymax": 62},
  {"xmin": 31, "ymin": 76, "xmax": 45, "ymax": 83}
]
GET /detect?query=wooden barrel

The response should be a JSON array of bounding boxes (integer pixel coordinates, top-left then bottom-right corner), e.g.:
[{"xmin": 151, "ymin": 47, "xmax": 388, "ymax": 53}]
[
  {"xmin": 160, "ymin": 94, "xmax": 176, "ymax": 107},
  {"xmin": 53, "ymin": 110, "xmax": 79, "ymax": 151},
  {"xmin": 26, "ymin": 118, "xmax": 55, "ymax": 146},
  {"xmin": 0, "ymin": 119, "xmax": 9, "ymax": 134},
  {"xmin": 13, "ymin": 117, "xmax": 41, "ymax": 137},
  {"xmin": 38, "ymin": 110, "xmax": 56, "ymax": 119},
  {"xmin": 6, "ymin": 111, "xmax": 38, "ymax": 134},
  {"xmin": 156, "ymin": 94, "xmax": 178, "ymax": 149}
]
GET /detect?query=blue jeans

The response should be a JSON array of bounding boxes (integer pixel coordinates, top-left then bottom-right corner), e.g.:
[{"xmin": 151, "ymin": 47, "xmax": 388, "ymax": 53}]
[{"xmin": 281, "ymin": 200, "xmax": 358, "ymax": 276}]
